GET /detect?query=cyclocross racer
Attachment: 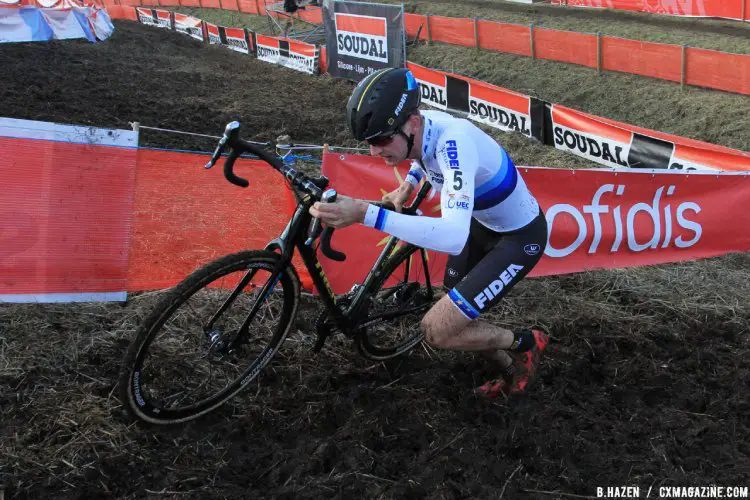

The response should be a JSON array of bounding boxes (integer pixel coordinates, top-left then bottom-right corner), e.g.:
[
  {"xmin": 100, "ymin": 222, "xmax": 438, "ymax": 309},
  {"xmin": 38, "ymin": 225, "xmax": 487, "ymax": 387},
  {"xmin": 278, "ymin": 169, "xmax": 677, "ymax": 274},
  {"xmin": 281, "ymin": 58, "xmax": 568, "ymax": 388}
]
[{"xmin": 310, "ymin": 68, "xmax": 550, "ymax": 398}]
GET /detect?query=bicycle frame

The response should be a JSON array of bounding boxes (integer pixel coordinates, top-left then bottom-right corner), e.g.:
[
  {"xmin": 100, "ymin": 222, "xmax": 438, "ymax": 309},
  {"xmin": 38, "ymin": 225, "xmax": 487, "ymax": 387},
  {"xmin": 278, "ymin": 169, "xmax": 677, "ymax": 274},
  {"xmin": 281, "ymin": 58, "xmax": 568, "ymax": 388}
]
[
  {"xmin": 280, "ymin": 192, "xmax": 434, "ymax": 332},
  {"xmin": 218, "ymin": 180, "xmax": 435, "ymax": 351}
]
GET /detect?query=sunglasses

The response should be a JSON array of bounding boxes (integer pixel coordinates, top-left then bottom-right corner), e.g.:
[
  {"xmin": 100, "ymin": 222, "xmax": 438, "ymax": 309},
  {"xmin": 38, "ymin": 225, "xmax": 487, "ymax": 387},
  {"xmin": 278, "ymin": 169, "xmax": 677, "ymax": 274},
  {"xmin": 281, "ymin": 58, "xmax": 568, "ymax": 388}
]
[{"xmin": 367, "ymin": 134, "xmax": 397, "ymax": 147}]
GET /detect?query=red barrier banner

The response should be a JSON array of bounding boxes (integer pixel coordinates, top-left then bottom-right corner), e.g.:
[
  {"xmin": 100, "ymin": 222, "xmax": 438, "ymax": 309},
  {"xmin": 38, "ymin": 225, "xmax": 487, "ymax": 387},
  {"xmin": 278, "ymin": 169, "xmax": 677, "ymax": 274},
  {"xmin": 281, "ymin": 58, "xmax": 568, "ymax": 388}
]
[
  {"xmin": 686, "ymin": 47, "xmax": 750, "ymax": 95},
  {"xmin": 220, "ymin": 26, "xmax": 253, "ymax": 54},
  {"xmin": 428, "ymin": 15, "xmax": 474, "ymax": 47},
  {"xmin": 0, "ymin": 118, "xmax": 138, "ymax": 303},
  {"xmin": 407, "ymin": 62, "xmax": 537, "ymax": 138},
  {"xmin": 174, "ymin": 13, "xmax": 204, "ymax": 41},
  {"xmin": 135, "ymin": 7, "xmax": 154, "ymax": 25},
  {"xmin": 107, "ymin": 5, "xmax": 138, "ymax": 19},
  {"xmin": 551, "ymin": 104, "xmax": 633, "ymax": 169},
  {"xmin": 0, "ymin": 117, "xmax": 311, "ymax": 300},
  {"xmin": 551, "ymin": 0, "xmax": 746, "ymax": 21},
  {"xmin": 601, "ymin": 37, "xmax": 682, "ymax": 82},
  {"xmin": 477, "ymin": 20, "xmax": 531, "ymax": 56},
  {"xmin": 534, "ymin": 29, "xmax": 598, "ymax": 69},
  {"xmin": 134, "ymin": 0, "xmax": 749, "ymax": 94},
  {"xmin": 346, "ymin": 3, "xmax": 749, "ymax": 94},
  {"xmin": 136, "ymin": 7, "xmax": 171, "ymax": 28},
  {"xmin": 127, "ymin": 150, "xmax": 294, "ymax": 291},
  {"xmin": 319, "ymin": 45, "xmax": 327, "ymax": 73},
  {"xmin": 408, "ymin": 63, "xmax": 448, "ymax": 111},
  {"xmin": 529, "ymin": 166, "xmax": 750, "ymax": 276},
  {"xmin": 320, "ymin": 152, "xmax": 750, "ymax": 293},
  {"xmin": 407, "ymin": 62, "xmax": 750, "ymax": 172},
  {"xmin": 205, "ymin": 21, "xmax": 220, "ymax": 44},
  {"xmin": 551, "ymin": 105, "xmax": 750, "ymax": 171},
  {"xmin": 236, "ymin": 0, "xmax": 258, "ymax": 14},
  {"xmin": 1, "ymin": 0, "xmax": 96, "ymax": 6},
  {"xmin": 404, "ymin": 12, "xmax": 427, "ymax": 40},
  {"xmin": 583, "ymin": 110, "xmax": 747, "ymax": 157},
  {"xmin": 219, "ymin": 0, "xmax": 238, "ymax": 11},
  {"xmin": 465, "ymin": 76, "xmax": 536, "ymax": 138},
  {"xmin": 296, "ymin": 6, "xmax": 322, "ymax": 24},
  {"xmin": 255, "ymin": 33, "xmax": 319, "ymax": 75},
  {"xmin": 199, "ymin": 0, "xmax": 221, "ymax": 8}
]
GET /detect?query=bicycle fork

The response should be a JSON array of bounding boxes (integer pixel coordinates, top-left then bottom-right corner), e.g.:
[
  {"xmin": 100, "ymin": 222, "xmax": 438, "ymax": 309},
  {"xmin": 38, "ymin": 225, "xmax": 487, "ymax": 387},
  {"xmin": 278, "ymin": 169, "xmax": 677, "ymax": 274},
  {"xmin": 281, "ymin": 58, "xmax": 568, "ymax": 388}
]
[
  {"xmin": 202, "ymin": 254, "xmax": 289, "ymax": 355},
  {"xmin": 202, "ymin": 206, "xmax": 304, "ymax": 354}
]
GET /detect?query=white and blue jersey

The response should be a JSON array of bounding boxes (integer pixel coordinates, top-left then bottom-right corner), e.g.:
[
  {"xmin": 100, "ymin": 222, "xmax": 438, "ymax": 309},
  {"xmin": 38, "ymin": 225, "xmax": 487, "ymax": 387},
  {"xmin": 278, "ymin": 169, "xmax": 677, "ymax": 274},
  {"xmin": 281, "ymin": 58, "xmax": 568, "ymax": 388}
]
[{"xmin": 363, "ymin": 110, "xmax": 540, "ymax": 256}]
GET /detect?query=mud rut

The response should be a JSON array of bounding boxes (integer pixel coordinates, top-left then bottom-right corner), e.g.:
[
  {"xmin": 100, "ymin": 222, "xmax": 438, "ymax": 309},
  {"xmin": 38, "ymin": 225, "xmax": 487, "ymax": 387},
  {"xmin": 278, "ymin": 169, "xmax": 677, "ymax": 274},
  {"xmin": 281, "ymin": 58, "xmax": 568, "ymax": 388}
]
[{"xmin": 1, "ymin": 21, "xmax": 748, "ymax": 500}]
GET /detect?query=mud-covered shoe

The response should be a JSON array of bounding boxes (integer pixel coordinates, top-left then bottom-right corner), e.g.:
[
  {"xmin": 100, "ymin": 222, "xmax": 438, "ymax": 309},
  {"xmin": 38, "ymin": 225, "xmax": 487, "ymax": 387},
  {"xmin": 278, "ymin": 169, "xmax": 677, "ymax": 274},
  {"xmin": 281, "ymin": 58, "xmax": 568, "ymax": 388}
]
[
  {"xmin": 476, "ymin": 329, "xmax": 549, "ymax": 398},
  {"xmin": 475, "ymin": 363, "xmax": 516, "ymax": 399},
  {"xmin": 507, "ymin": 329, "xmax": 549, "ymax": 394}
]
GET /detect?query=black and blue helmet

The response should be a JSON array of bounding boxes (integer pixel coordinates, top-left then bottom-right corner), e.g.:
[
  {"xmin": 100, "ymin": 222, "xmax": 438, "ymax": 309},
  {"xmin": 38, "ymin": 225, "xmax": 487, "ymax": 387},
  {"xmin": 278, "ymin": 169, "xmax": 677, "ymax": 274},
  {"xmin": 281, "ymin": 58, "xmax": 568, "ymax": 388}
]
[{"xmin": 346, "ymin": 68, "xmax": 421, "ymax": 141}]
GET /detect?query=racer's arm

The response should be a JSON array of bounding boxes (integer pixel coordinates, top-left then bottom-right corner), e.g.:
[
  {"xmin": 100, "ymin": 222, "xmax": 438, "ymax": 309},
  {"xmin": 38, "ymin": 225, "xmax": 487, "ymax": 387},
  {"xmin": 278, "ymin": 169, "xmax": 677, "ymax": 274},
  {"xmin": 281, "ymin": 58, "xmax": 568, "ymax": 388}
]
[
  {"xmin": 404, "ymin": 161, "xmax": 424, "ymax": 188},
  {"xmin": 382, "ymin": 161, "xmax": 423, "ymax": 211},
  {"xmin": 362, "ymin": 134, "xmax": 477, "ymax": 255}
]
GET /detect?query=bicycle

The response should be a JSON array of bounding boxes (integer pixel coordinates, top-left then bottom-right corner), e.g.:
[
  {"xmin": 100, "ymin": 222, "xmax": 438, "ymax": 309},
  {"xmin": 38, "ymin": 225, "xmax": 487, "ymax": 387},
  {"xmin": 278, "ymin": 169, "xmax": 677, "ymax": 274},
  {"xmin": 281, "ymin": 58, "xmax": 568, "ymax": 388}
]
[{"xmin": 119, "ymin": 121, "xmax": 439, "ymax": 425}]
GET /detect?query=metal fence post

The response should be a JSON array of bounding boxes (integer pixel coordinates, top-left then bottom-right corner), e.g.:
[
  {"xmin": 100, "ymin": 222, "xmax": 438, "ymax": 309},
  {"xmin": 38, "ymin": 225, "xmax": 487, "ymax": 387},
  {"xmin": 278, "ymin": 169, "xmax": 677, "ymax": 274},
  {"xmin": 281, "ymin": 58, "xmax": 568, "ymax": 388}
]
[
  {"xmin": 529, "ymin": 23, "xmax": 535, "ymax": 59},
  {"xmin": 681, "ymin": 44, "xmax": 688, "ymax": 90},
  {"xmin": 597, "ymin": 31, "xmax": 602, "ymax": 74},
  {"xmin": 474, "ymin": 17, "xmax": 479, "ymax": 50}
]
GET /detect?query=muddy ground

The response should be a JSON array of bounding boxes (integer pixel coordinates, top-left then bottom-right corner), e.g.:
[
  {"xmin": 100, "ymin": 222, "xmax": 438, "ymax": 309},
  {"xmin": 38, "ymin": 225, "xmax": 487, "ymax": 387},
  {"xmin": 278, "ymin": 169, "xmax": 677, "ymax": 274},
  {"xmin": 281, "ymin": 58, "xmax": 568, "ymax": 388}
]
[{"xmin": 1, "ymin": 20, "xmax": 749, "ymax": 500}]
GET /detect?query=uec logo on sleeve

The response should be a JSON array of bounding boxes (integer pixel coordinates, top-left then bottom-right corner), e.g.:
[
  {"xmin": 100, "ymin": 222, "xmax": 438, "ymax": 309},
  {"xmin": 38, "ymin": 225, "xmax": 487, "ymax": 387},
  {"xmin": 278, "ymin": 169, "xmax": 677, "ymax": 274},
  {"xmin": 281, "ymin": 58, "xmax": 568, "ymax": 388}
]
[{"xmin": 445, "ymin": 194, "xmax": 470, "ymax": 210}]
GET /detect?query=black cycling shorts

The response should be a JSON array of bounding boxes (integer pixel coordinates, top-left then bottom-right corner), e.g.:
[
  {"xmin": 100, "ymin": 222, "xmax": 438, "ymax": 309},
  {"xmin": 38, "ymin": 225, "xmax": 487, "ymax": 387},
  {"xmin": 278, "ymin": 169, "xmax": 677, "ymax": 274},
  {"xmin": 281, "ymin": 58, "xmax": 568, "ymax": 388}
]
[{"xmin": 444, "ymin": 209, "xmax": 547, "ymax": 320}]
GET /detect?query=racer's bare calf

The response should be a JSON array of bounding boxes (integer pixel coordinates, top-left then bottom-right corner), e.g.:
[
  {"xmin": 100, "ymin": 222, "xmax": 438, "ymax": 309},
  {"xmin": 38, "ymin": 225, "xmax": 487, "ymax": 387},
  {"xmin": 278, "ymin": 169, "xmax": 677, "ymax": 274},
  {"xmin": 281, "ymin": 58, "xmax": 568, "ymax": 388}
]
[{"xmin": 421, "ymin": 295, "xmax": 515, "ymax": 368}]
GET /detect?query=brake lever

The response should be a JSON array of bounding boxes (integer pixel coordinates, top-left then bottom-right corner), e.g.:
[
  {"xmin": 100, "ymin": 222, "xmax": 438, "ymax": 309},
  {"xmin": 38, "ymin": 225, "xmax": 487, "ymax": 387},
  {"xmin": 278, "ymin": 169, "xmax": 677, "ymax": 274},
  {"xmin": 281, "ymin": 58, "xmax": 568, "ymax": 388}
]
[
  {"xmin": 305, "ymin": 188, "xmax": 337, "ymax": 246},
  {"xmin": 205, "ymin": 121, "xmax": 241, "ymax": 169}
]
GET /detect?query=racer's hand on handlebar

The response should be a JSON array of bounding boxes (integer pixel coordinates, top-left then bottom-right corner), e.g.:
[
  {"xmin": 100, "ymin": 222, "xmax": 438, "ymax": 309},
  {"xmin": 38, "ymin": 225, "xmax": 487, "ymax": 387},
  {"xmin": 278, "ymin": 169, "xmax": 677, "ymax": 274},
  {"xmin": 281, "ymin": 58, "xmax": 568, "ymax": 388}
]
[
  {"xmin": 381, "ymin": 183, "xmax": 413, "ymax": 214},
  {"xmin": 309, "ymin": 195, "xmax": 368, "ymax": 229}
]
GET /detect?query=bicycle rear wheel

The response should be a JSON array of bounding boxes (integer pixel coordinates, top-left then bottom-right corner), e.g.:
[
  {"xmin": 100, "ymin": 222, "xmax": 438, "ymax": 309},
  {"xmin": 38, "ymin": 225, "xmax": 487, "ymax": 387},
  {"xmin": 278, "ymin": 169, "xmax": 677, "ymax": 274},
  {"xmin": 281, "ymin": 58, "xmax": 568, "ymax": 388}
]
[
  {"xmin": 355, "ymin": 245, "xmax": 437, "ymax": 361},
  {"xmin": 119, "ymin": 250, "xmax": 300, "ymax": 425}
]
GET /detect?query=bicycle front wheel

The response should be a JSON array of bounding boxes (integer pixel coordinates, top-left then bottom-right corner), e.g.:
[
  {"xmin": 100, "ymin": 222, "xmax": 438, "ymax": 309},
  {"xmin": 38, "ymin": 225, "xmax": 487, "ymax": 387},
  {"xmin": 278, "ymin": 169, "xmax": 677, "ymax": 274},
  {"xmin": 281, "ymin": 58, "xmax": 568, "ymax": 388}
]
[
  {"xmin": 355, "ymin": 245, "xmax": 437, "ymax": 361},
  {"xmin": 119, "ymin": 250, "xmax": 300, "ymax": 425}
]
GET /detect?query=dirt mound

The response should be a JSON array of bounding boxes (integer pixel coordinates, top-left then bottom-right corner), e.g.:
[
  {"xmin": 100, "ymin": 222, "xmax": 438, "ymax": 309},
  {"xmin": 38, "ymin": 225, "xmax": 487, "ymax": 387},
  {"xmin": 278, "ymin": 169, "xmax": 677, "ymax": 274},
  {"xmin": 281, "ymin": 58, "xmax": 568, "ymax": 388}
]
[
  {"xmin": 0, "ymin": 22, "xmax": 356, "ymax": 151},
  {"xmin": 1, "ymin": 20, "xmax": 749, "ymax": 499}
]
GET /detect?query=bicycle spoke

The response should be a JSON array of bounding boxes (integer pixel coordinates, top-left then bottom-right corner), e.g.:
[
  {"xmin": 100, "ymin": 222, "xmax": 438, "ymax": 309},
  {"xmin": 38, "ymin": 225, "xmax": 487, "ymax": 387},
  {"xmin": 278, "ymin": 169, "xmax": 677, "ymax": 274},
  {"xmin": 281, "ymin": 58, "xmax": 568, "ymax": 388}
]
[
  {"xmin": 206, "ymin": 268, "xmax": 259, "ymax": 329},
  {"xmin": 125, "ymin": 259, "xmax": 295, "ymax": 419},
  {"xmin": 356, "ymin": 247, "xmax": 433, "ymax": 360}
]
